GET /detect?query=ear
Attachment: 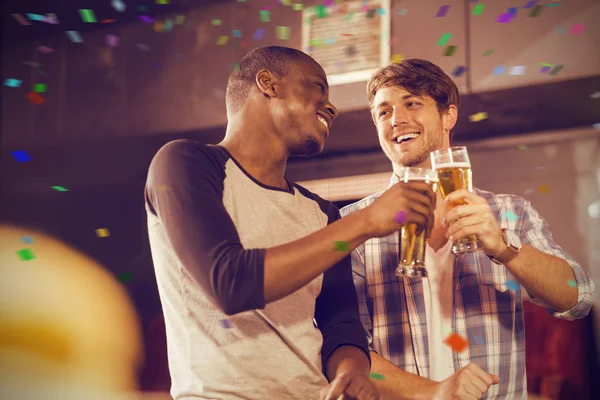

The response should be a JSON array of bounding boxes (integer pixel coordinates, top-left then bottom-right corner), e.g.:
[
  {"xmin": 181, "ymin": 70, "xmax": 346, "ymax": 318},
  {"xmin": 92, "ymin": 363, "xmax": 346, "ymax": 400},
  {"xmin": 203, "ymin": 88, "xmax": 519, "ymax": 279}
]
[
  {"xmin": 443, "ymin": 104, "xmax": 458, "ymax": 132},
  {"xmin": 256, "ymin": 69, "xmax": 278, "ymax": 99}
]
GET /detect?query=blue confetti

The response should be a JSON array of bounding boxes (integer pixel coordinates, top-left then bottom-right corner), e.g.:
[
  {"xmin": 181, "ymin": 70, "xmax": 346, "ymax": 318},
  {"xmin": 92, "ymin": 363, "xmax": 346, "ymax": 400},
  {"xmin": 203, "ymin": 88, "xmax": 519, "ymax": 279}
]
[
  {"xmin": 112, "ymin": 0, "xmax": 126, "ymax": 12},
  {"xmin": 4, "ymin": 78, "xmax": 22, "ymax": 88},
  {"xmin": 220, "ymin": 319, "xmax": 232, "ymax": 329},
  {"xmin": 506, "ymin": 280, "xmax": 520, "ymax": 291},
  {"xmin": 502, "ymin": 211, "xmax": 518, "ymax": 221},
  {"xmin": 66, "ymin": 31, "xmax": 83, "ymax": 43},
  {"xmin": 11, "ymin": 150, "xmax": 31, "ymax": 162},
  {"xmin": 493, "ymin": 65, "xmax": 505, "ymax": 75},
  {"xmin": 21, "ymin": 236, "xmax": 34, "ymax": 244}
]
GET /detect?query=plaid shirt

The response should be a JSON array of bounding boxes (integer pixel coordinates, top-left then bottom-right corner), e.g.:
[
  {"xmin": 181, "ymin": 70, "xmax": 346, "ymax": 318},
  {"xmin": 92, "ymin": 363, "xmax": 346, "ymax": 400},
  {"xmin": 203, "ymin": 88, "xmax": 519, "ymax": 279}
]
[{"xmin": 340, "ymin": 174, "xmax": 595, "ymax": 399}]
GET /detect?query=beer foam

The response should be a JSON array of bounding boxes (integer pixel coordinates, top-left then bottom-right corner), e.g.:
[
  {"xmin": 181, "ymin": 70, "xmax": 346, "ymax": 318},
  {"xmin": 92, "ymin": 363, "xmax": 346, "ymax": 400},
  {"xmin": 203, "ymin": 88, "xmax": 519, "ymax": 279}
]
[{"xmin": 433, "ymin": 162, "xmax": 471, "ymax": 169}]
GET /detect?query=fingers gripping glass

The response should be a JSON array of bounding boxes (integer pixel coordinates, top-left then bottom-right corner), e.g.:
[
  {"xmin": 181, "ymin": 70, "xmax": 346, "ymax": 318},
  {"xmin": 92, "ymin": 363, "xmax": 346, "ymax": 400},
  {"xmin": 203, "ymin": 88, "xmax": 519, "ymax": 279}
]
[
  {"xmin": 395, "ymin": 167, "xmax": 438, "ymax": 278},
  {"xmin": 430, "ymin": 146, "xmax": 483, "ymax": 255}
]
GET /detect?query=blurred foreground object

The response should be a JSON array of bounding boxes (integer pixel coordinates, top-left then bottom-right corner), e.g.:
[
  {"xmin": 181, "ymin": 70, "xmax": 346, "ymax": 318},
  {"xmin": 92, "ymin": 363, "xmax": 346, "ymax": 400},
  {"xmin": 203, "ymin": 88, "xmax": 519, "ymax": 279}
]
[{"xmin": 0, "ymin": 224, "xmax": 144, "ymax": 399}]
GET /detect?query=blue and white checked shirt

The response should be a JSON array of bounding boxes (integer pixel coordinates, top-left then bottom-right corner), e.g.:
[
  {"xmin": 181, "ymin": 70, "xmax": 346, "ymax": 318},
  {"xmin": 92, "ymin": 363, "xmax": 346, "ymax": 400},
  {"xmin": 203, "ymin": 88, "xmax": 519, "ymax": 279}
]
[{"xmin": 340, "ymin": 174, "xmax": 595, "ymax": 399}]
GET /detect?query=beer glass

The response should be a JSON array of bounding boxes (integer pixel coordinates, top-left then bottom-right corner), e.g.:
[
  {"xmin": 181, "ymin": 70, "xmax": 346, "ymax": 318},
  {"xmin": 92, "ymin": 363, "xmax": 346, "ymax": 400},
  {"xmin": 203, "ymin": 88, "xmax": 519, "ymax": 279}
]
[
  {"xmin": 430, "ymin": 146, "xmax": 483, "ymax": 255},
  {"xmin": 395, "ymin": 167, "xmax": 439, "ymax": 278}
]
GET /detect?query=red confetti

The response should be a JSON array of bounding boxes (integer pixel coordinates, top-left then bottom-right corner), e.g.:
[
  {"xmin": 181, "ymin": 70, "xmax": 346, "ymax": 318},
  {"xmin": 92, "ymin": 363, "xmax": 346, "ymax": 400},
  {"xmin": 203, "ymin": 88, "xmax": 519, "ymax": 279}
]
[
  {"xmin": 26, "ymin": 92, "xmax": 46, "ymax": 105},
  {"xmin": 444, "ymin": 332, "xmax": 469, "ymax": 352}
]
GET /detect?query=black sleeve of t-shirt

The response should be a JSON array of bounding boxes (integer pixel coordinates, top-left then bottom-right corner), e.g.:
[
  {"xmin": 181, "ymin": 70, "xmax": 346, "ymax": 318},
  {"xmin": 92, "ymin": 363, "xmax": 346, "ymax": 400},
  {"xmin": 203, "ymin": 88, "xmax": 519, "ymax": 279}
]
[
  {"xmin": 293, "ymin": 185, "xmax": 372, "ymax": 378},
  {"xmin": 145, "ymin": 139, "xmax": 266, "ymax": 315}
]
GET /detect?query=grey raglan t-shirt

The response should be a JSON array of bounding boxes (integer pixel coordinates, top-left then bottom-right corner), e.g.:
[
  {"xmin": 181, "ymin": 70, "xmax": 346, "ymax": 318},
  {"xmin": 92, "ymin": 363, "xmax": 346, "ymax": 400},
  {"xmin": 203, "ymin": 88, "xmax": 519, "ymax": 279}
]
[{"xmin": 144, "ymin": 139, "xmax": 370, "ymax": 400}]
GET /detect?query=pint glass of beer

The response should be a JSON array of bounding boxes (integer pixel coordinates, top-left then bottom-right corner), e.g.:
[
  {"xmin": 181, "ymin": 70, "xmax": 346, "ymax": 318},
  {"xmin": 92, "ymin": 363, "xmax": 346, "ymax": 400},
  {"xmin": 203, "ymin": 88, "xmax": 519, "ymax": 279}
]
[
  {"xmin": 395, "ymin": 167, "xmax": 439, "ymax": 278},
  {"xmin": 430, "ymin": 146, "xmax": 483, "ymax": 255}
]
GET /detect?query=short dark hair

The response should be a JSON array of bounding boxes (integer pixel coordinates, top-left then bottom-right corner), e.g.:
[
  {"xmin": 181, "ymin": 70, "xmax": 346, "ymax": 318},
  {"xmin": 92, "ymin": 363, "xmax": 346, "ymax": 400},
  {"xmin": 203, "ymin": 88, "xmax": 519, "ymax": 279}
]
[
  {"xmin": 226, "ymin": 46, "xmax": 311, "ymax": 116},
  {"xmin": 367, "ymin": 58, "xmax": 460, "ymax": 137}
]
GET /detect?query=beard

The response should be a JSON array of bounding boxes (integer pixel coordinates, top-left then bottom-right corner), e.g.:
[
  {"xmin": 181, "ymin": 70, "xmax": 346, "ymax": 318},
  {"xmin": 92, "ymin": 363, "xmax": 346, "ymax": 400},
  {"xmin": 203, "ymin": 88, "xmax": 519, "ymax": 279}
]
[{"xmin": 290, "ymin": 134, "xmax": 322, "ymax": 157}]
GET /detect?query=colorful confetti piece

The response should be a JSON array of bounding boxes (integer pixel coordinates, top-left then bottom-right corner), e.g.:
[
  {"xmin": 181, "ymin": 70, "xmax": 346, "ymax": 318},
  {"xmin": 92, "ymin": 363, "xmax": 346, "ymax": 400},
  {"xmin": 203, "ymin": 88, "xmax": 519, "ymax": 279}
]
[
  {"xmin": 21, "ymin": 236, "xmax": 34, "ymax": 244},
  {"xmin": 66, "ymin": 31, "xmax": 83, "ymax": 43},
  {"xmin": 117, "ymin": 272, "xmax": 133, "ymax": 283},
  {"xmin": 17, "ymin": 248, "xmax": 36, "ymax": 261},
  {"xmin": 34, "ymin": 83, "xmax": 47, "ymax": 93},
  {"xmin": 549, "ymin": 65, "xmax": 564, "ymax": 76},
  {"xmin": 482, "ymin": 49, "xmax": 495, "ymax": 57},
  {"xmin": 315, "ymin": 5, "xmax": 328, "ymax": 18},
  {"xmin": 496, "ymin": 13, "xmax": 514, "ymax": 23},
  {"xmin": 369, "ymin": 373, "xmax": 385, "ymax": 380},
  {"xmin": 502, "ymin": 211, "xmax": 518, "ymax": 221},
  {"xmin": 139, "ymin": 15, "xmax": 153, "ymax": 23},
  {"xmin": 11, "ymin": 150, "xmax": 31, "ymax": 162},
  {"xmin": 112, "ymin": 0, "xmax": 126, "ymax": 12},
  {"xmin": 436, "ymin": 5, "xmax": 450, "ymax": 17},
  {"xmin": 444, "ymin": 45, "xmax": 457, "ymax": 56},
  {"xmin": 211, "ymin": 19, "xmax": 222, "ymax": 26},
  {"xmin": 4, "ymin": 78, "xmax": 22, "ymax": 88},
  {"xmin": 220, "ymin": 319, "xmax": 233, "ymax": 329},
  {"xmin": 509, "ymin": 66, "xmax": 527, "ymax": 75},
  {"xmin": 11, "ymin": 13, "xmax": 31, "ymax": 26},
  {"xmin": 567, "ymin": 279, "xmax": 577, "ymax": 288},
  {"xmin": 469, "ymin": 112, "xmax": 488, "ymax": 122},
  {"xmin": 276, "ymin": 26, "xmax": 290, "ymax": 40},
  {"xmin": 51, "ymin": 186, "xmax": 69, "ymax": 192},
  {"xmin": 506, "ymin": 280, "xmax": 520, "ymax": 291},
  {"xmin": 26, "ymin": 13, "xmax": 45, "ymax": 21},
  {"xmin": 529, "ymin": 5, "xmax": 543, "ymax": 17},
  {"xmin": 37, "ymin": 46, "xmax": 54, "ymax": 53},
  {"xmin": 391, "ymin": 54, "xmax": 404, "ymax": 64},
  {"xmin": 334, "ymin": 241, "xmax": 350, "ymax": 252},
  {"xmin": 444, "ymin": 333, "xmax": 468, "ymax": 352},
  {"xmin": 518, "ymin": 145, "xmax": 528, "ymax": 151},
  {"xmin": 253, "ymin": 28, "xmax": 265, "ymax": 40},
  {"xmin": 260, "ymin": 10, "xmax": 271, "ymax": 22},
  {"xmin": 95, "ymin": 228, "xmax": 111, "ymax": 238},
  {"xmin": 79, "ymin": 9, "xmax": 97, "ymax": 23},
  {"xmin": 537, "ymin": 184, "xmax": 549, "ymax": 194},
  {"xmin": 26, "ymin": 92, "xmax": 46, "ymax": 105},
  {"xmin": 493, "ymin": 65, "xmax": 505, "ymax": 75},
  {"xmin": 106, "ymin": 34, "xmax": 119, "ymax": 47},
  {"xmin": 452, "ymin": 65, "xmax": 466, "ymax": 77},
  {"xmin": 523, "ymin": 1, "xmax": 538, "ymax": 9},
  {"xmin": 395, "ymin": 211, "xmax": 408, "ymax": 224},
  {"xmin": 437, "ymin": 33, "xmax": 452, "ymax": 46},
  {"xmin": 217, "ymin": 35, "xmax": 229, "ymax": 45},
  {"xmin": 473, "ymin": 4, "xmax": 484, "ymax": 15}
]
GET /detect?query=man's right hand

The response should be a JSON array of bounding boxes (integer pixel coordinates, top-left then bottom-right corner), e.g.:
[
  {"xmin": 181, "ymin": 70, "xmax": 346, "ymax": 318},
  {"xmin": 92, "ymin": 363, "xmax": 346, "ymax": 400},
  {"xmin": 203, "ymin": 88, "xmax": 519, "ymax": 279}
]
[
  {"xmin": 429, "ymin": 363, "xmax": 500, "ymax": 399},
  {"xmin": 362, "ymin": 181, "xmax": 436, "ymax": 239}
]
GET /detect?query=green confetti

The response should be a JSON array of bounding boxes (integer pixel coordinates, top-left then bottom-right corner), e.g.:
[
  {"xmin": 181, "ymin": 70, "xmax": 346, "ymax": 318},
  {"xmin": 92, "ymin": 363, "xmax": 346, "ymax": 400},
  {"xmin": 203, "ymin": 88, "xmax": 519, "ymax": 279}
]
[
  {"xmin": 567, "ymin": 279, "xmax": 577, "ymax": 288},
  {"xmin": 276, "ymin": 26, "xmax": 290, "ymax": 40},
  {"xmin": 51, "ymin": 185, "xmax": 69, "ymax": 192},
  {"xmin": 17, "ymin": 248, "xmax": 36, "ymax": 261},
  {"xmin": 260, "ymin": 10, "xmax": 270, "ymax": 22},
  {"xmin": 315, "ymin": 5, "xmax": 328, "ymax": 18},
  {"xmin": 117, "ymin": 272, "xmax": 133, "ymax": 283},
  {"xmin": 138, "ymin": 5, "xmax": 149, "ymax": 12},
  {"xmin": 549, "ymin": 65, "xmax": 564, "ymax": 76},
  {"xmin": 472, "ymin": 4, "xmax": 484, "ymax": 16},
  {"xmin": 231, "ymin": 62, "xmax": 240, "ymax": 72},
  {"xmin": 529, "ymin": 5, "xmax": 543, "ymax": 17},
  {"xmin": 370, "ymin": 373, "xmax": 385, "ymax": 380},
  {"xmin": 293, "ymin": 3, "xmax": 303, "ymax": 10},
  {"xmin": 482, "ymin": 49, "xmax": 495, "ymax": 56},
  {"xmin": 437, "ymin": 33, "xmax": 452, "ymax": 46},
  {"xmin": 216, "ymin": 35, "xmax": 229, "ymax": 45},
  {"xmin": 444, "ymin": 45, "xmax": 457, "ymax": 56},
  {"xmin": 334, "ymin": 241, "xmax": 349, "ymax": 252},
  {"xmin": 34, "ymin": 83, "xmax": 47, "ymax": 93},
  {"xmin": 79, "ymin": 9, "xmax": 97, "ymax": 23},
  {"xmin": 211, "ymin": 19, "xmax": 222, "ymax": 26}
]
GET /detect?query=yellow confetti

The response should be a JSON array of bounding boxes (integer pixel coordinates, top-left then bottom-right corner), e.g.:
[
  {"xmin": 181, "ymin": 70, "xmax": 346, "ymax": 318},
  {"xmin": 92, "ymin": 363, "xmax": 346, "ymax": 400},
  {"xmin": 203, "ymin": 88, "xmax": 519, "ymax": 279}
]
[
  {"xmin": 469, "ymin": 112, "xmax": 488, "ymax": 122},
  {"xmin": 153, "ymin": 21, "xmax": 164, "ymax": 32},
  {"xmin": 217, "ymin": 35, "xmax": 229, "ymax": 45},
  {"xmin": 391, "ymin": 53, "xmax": 404, "ymax": 64},
  {"xmin": 537, "ymin": 185, "xmax": 549, "ymax": 194},
  {"xmin": 95, "ymin": 228, "xmax": 110, "ymax": 238}
]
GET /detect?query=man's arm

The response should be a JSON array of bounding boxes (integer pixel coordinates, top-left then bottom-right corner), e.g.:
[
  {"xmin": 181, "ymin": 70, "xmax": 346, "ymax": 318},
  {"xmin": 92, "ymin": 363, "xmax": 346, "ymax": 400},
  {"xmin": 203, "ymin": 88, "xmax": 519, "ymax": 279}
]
[{"xmin": 369, "ymin": 352, "xmax": 436, "ymax": 400}]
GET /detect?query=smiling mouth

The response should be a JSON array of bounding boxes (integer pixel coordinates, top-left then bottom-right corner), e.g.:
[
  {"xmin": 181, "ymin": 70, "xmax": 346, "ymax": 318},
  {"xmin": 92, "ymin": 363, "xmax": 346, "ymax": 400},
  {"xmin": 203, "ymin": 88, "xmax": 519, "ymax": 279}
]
[
  {"xmin": 394, "ymin": 132, "xmax": 420, "ymax": 144},
  {"xmin": 317, "ymin": 115, "xmax": 329, "ymax": 133}
]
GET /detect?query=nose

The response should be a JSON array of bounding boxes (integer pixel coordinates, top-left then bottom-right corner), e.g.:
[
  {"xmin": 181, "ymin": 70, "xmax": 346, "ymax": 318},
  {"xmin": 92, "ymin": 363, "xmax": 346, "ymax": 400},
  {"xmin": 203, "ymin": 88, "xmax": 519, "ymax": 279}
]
[
  {"xmin": 392, "ymin": 108, "xmax": 408, "ymax": 127},
  {"xmin": 324, "ymin": 102, "xmax": 338, "ymax": 121}
]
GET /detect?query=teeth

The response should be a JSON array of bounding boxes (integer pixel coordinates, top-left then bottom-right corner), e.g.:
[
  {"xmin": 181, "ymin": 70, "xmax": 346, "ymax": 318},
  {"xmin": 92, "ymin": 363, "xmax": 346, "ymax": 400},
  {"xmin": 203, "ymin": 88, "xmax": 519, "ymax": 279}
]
[
  {"xmin": 317, "ymin": 115, "xmax": 328, "ymax": 129},
  {"xmin": 395, "ymin": 133, "xmax": 419, "ymax": 143}
]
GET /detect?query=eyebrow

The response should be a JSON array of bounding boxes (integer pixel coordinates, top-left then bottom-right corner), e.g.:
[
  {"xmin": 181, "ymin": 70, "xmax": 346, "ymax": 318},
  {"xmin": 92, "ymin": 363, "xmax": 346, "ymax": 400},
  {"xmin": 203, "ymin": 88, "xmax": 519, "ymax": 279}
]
[
  {"xmin": 311, "ymin": 74, "xmax": 329, "ymax": 89},
  {"xmin": 374, "ymin": 95, "xmax": 421, "ymax": 109}
]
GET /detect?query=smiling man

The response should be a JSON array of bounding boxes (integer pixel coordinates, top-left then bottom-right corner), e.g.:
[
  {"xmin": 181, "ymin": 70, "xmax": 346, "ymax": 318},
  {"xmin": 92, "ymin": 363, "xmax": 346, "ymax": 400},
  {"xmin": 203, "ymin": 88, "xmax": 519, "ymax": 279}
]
[
  {"xmin": 145, "ymin": 47, "xmax": 438, "ymax": 400},
  {"xmin": 340, "ymin": 58, "xmax": 595, "ymax": 399}
]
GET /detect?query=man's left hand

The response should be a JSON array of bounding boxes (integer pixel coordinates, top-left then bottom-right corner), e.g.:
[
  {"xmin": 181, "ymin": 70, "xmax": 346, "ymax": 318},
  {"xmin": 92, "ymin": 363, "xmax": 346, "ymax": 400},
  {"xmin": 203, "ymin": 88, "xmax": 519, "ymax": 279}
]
[
  {"xmin": 443, "ymin": 189, "xmax": 505, "ymax": 258},
  {"xmin": 319, "ymin": 372, "xmax": 379, "ymax": 400}
]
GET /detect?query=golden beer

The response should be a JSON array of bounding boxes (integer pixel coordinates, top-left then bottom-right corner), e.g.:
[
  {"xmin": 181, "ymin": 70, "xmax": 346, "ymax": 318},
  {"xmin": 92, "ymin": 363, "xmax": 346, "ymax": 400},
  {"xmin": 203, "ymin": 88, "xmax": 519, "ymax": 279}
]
[
  {"xmin": 395, "ymin": 169, "xmax": 438, "ymax": 278},
  {"xmin": 430, "ymin": 147, "xmax": 483, "ymax": 254}
]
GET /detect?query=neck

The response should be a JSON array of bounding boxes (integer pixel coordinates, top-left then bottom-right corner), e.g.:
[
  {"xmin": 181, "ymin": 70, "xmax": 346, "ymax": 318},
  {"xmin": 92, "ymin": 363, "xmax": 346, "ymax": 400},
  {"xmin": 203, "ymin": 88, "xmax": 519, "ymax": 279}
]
[{"xmin": 219, "ymin": 109, "xmax": 289, "ymax": 190}]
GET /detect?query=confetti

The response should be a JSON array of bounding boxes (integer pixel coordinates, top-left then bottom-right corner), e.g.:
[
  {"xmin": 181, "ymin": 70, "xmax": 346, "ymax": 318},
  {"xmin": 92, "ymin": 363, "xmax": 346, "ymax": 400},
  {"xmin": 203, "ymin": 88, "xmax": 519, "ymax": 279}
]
[
  {"xmin": 17, "ymin": 248, "xmax": 36, "ymax": 261},
  {"xmin": 232, "ymin": 29, "xmax": 242, "ymax": 38},
  {"xmin": 139, "ymin": 15, "xmax": 153, "ymax": 23},
  {"xmin": 276, "ymin": 26, "xmax": 290, "ymax": 40},
  {"xmin": 444, "ymin": 333, "xmax": 468, "ymax": 352},
  {"xmin": 537, "ymin": 184, "xmax": 549, "ymax": 194},
  {"xmin": 112, "ymin": 0, "xmax": 126, "ymax": 12},
  {"xmin": 11, "ymin": 13, "xmax": 30, "ymax": 26},
  {"xmin": 117, "ymin": 272, "xmax": 133, "ymax": 283},
  {"xmin": 211, "ymin": 19, "xmax": 222, "ymax": 26},
  {"xmin": 567, "ymin": 279, "xmax": 577, "ymax": 288},
  {"xmin": 507, "ymin": 7, "xmax": 518, "ymax": 15},
  {"xmin": 45, "ymin": 14, "xmax": 59, "ymax": 24},
  {"xmin": 502, "ymin": 211, "xmax": 518, "ymax": 221},
  {"xmin": 523, "ymin": 1, "xmax": 538, "ymax": 9},
  {"xmin": 509, "ymin": 66, "xmax": 526, "ymax": 75},
  {"xmin": 79, "ymin": 9, "xmax": 97, "ymax": 23},
  {"xmin": 4, "ymin": 78, "xmax": 22, "ymax": 88},
  {"xmin": 395, "ymin": 211, "xmax": 408, "ymax": 224},
  {"xmin": 11, "ymin": 150, "xmax": 31, "ymax": 162},
  {"xmin": 102, "ymin": 19, "xmax": 116, "ymax": 24},
  {"xmin": 452, "ymin": 66, "xmax": 466, "ymax": 77},
  {"xmin": 26, "ymin": 92, "xmax": 46, "ymax": 105},
  {"xmin": 529, "ymin": 5, "xmax": 543, "ymax": 17},
  {"xmin": 138, "ymin": 5, "xmax": 149, "ymax": 12},
  {"xmin": 293, "ymin": 4, "xmax": 303, "ymax": 11},
  {"xmin": 334, "ymin": 241, "xmax": 350, "ymax": 252},
  {"xmin": 444, "ymin": 45, "xmax": 457, "ymax": 56},
  {"xmin": 34, "ymin": 83, "xmax": 47, "ymax": 93},
  {"xmin": 570, "ymin": 23, "xmax": 584, "ymax": 35},
  {"xmin": 217, "ymin": 35, "xmax": 229, "ymax": 45},
  {"xmin": 496, "ymin": 13, "xmax": 514, "ymax": 23},
  {"xmin": 549, "ymin": 65, "xmax": 564, "ymax": 76},
  {"xmin": 156, "ymin": 0, "xmax": 170, "ymax": 4},
  {"xmin": 506, "ymin": 280, "xmax": 520, "ymax": 291},
  {"xmin": 21, "ymin": 236, "xmax": 34, "ymax": 244},
  {"xmin": 106, "ymin": 34, "xmax": 119, "ymax": 47},
  {"xmin": 27, "ymin": 13, "xmax": 45, "ymax": 22},
  {"xmin": 253, "ymin": 28, "xmax": 265, "ymax": 40},
  {"xmin": 493, "ymin": 65, "xmax": 505, "ymax": 75},
  {"xmin": 518, "ymin": 145, "xmax": 528, "ymax": 151},
  {"xmin": 369, "ymin": 373, "xmax": 385, "ymax": 380},
  {"xmin": 436, "ymin": 5, "xmax": 450, "ymax": 17},
  {"xmin": 37, "ymin": 46, "xmax": 54, "ymax": 53},
  {"xmin": 437, "ymin": 33, "xmax": 452, "ymax": 46},
  {"xmin": 469, "ymin": 112, "xmax": 488, "ymax": 122},
  {"xmin": 51, "ymin": 186, "xmax": 69, "ymax": 192},
  {"xmin": 391, "ymin": 54, "xmax": 404, "ymax": 64},
  {"xmin": 66, "ymin": 31, "xmax": 83, "ymax": 43},
  {"xmin": 260, "ymin": 10, "xmax": 271, "ymax": 22},
  {"xmin": 220, "ymin": 319, "xmax": 233, "ymax": 329},
  {"xmin": 315, "ymin": 5, "xmax": 328, "ymax": 18},
  {"xmin": 175, "ymin": 15, "xmax": 185, "ymax": 24},
  {"xmin": 482, "ymin": 49, "xmax": 495, "ymax": 56},
  {"xmin": 472, "ymin": 4, "xmax": 484, "ymax": 15},
  {"xmin": 95, "ymin": 228, "xmax": 110, "ymax": 238},
  {"xmin": 540, "ymin": 66, "xmax": 551, "ymax": 74},
  {"xmin": 231, "ymin": 62, "xmax": 240, "ymax": 72},
  {"xmin": 554, "ymin": 26, "xmax": 565, "ymax": 35}
]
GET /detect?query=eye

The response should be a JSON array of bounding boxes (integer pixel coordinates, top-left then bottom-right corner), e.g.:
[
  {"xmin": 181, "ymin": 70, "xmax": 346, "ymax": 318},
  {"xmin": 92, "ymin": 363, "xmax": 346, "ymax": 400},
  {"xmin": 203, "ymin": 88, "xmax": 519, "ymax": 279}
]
[
  {"xmin": 407, "ymin": 102, "xmax": 422, "ymax": 107},
  {"xmin": 378, "ymin": 110, "xmax": 390, "ymax": 117},
  {"xmin": 315, "ymin": 82, "xmax": 325, "ymax": 94}
]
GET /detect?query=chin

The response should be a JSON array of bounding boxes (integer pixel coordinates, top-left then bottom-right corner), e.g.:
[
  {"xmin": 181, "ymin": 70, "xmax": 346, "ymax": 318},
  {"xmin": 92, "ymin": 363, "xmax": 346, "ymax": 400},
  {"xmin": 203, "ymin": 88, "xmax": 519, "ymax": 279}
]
[{"xmin": 290, "ymin": 135, "xmax": 323, "ymax": 157}]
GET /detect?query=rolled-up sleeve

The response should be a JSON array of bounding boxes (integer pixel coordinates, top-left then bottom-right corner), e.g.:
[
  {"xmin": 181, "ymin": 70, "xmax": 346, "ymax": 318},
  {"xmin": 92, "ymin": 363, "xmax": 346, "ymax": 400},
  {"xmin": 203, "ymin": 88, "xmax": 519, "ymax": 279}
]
[
  {"xmin": 520, "ymin": 200, "xmax": 595, "ymax": 320},
  {"xmin": 350, "ymin": 242, "xmax": 377, "ymax": 353}
]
